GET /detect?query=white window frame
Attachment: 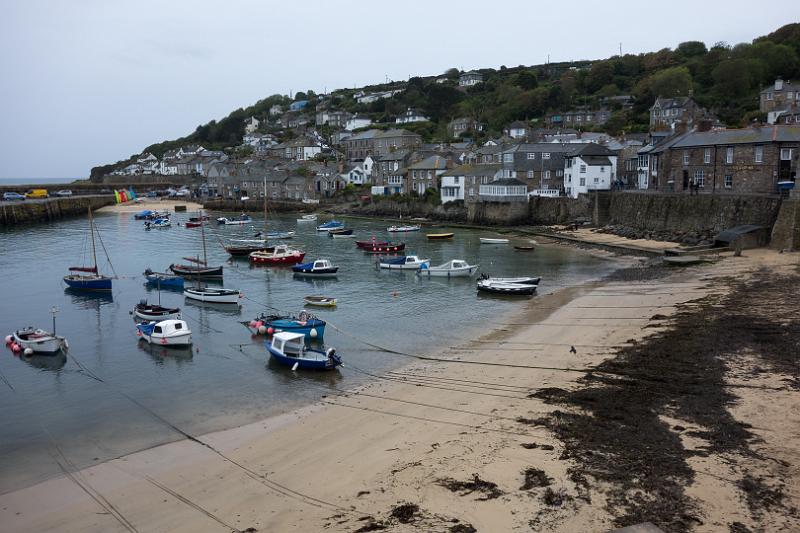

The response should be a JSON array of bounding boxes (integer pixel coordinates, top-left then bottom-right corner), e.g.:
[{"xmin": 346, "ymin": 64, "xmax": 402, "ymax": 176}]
[
  {"xmin": 781, "ymin": 148, "xmax": 793, "ymax": 161},
  {"xmin": 527, "ymin": 153, "xmax": 535, "ymax": 160},
  {"xmin": 726, "ymin": 147, "xmax": 733, "ymax": 164},
  {"xmin": 694, "ymin": 169, "xmax": 705, "ymax": 187},
  {"xmin": 724, "ymin": 174, "xmax": 732, "ymax": 189},
  {"xmin": 543, "ymin": 153, "xmax": 551, "ymax": 159},
  {"xmin": 683, "ymin": 151, "xmax": 689, "ymax": 165},
  {"xmin": 704, "ymin": 148, "xmax": 711, "ymax": 164},
  {"xmin": 755, "ymin": 146, "xmax": 763, "ymax": 163},
  {"xmin": 579, "ymin": 164, "xmax": 586, "ymax": 174}
]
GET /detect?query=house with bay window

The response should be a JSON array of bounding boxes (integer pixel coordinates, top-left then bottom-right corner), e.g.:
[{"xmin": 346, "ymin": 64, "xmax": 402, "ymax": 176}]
[{"xmin": 563, "ymin": 144, "xmax": 618, "ymax": 198}]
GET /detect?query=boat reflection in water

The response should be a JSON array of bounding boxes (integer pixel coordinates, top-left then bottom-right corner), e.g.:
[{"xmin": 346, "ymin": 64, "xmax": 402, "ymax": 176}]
[
  {"xmin": 64, "ymin": 287, "xmax": 114, "ymax": 308},
  {"xmin": 183, "ymin": 298, "xmax": 242, "ymax": 316},
  {"xmin": 137, "ymin": 340, "xmax": 194, "ymax": 365},
  {"xmin": 18, "ymin": 351, "xmax": 68, "ymax": 371}
]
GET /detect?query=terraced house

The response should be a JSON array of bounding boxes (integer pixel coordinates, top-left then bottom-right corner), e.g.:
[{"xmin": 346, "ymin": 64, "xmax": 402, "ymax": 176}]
[{"xmin": 656, "ymin": 125, "xmax": 800, "ymax": 194}]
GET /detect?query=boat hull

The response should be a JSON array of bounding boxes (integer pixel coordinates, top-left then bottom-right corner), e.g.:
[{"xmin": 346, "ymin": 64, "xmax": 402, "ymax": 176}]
[
  {"xmin": 356, "ymin": 240, "xmax": 389, "ymax": 249},
  {"xmin": 249, "ymin": 251, "xmax": 306, "ymax": 265},
  {"xmin": 63, "ymin": 275, "xmax": 112, "ymax": 291},
  {"xmin": 144, "ymin": 272, "xmax": 185, "ymax": 289},
  {"xmin": 133, "ymin": 305, "xmax": 181, "ymax": 321},
  {"xmin": 419, "ymin": 266, "xmax": 479, "ymax": 277},
  {"xmin": 184, "ymin": 288, "xmax": 240, "ymax": 304},
  {"xmin": 169, "ymin": 264, "xmax": 223, "ymax": 278},
  {"xmin": 303, "ymin": 297, "xmax": 337, "ymax": 307},
  {"xmin": 137, "ymin": 331, "xmax": 192, "ymax": 346},
  {"xmin": 387, "ymin": 225, "xmax": 420, "ymax": 232},
  {"xmin": 480, "ymin": 238, "xmax": 509, "ymax": 244},
  {"xmin": 266, "ymin": 318, "xmax": 325, "ymax": 339},
  {"xmin": 476, "ymin": 282, "xmax": 537, "ymax": 296},
  {"xmin": 12, "ymin": 329, "xmax": 67, "ymax": 354},
  {"xmin": 266, "ymin": 345, "xmax": 340, "ymax": 370},
  {"xmin": 362, "ymin": 243, "xmax": 406, "ymax": 254},
  {"xmin": 426, "ymin": 233, "xmax": 454, "ymax": 240}
]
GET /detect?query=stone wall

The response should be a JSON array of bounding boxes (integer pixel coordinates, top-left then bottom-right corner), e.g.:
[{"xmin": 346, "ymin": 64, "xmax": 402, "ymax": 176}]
[
  {"xmin": 202, "ymin": 198, "xmax": 314, "ymax": 214},
  {"xmin": 608, "ymin": 192, "xmax": 782, "ymax": 234},
  {"xmin": 468, "ymin": 200, "xmax": 529, "ymax": 225},
  {"xmin": 0, "ymin": 196, "xmax": 115, "ymax": 226},
  {"xmin": 770, "ymin": 192, "xmax": 800, "ymax": 251},
  {"xmin": 528, "ymin": 195, "xmax": 592, "ymax": 224}
]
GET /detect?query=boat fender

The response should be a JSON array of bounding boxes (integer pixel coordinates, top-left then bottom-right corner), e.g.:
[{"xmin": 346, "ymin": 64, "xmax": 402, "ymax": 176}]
[
  {"xmin": 291, "ymin": 362, "xmax": 299, "ymax": 372},
  {"xmin": 160, "ymin": 338, "xmax": 168, "ymax": 345},
  {"xmin": 249, "ymin": 320, "xmax": 258, "ymax": 328},
  {"xmin": 258, "ymin": 325, "xmax": 267, "ymax": 335},
  {"xmin": 267, "ymin": 327, "xmax": 274, "ymax": 335},
  {"xmin": 23, "ymin": 347, "xmax": 33, "ymax": 356},
  {"xmin": 309, "ymin": 328, "xmax": 317, "ymax": 338},
  {"xmin": 137, "ymin": 330, "xmax": 142, "ymax": 336},
  {"xmin": 11, "ymin": 343, "xmax": 21, "ymax": 354},
  {"xmin": 4, "ymin": 335, "xmax": 12, "ymax": 345},
  {"xmin": 326, "ymin": 348, "xmax": 336, "ymax": 358}
]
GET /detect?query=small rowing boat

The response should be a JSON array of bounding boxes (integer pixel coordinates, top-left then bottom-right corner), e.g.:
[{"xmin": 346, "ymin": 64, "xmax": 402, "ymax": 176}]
[
  {"xmin": 426, "ymin": 232, "xmax": 454, "ymax": 240},
  {"xmin": 387, "ymin": 225, "xmax": 420, "ymax": 232},
  {"xmin": 7, "ymin": 328, "xmax": 68, "ymax": 354},
  {"xmin": 378, "ymin": 255, "xmax": 430, "ymax": 270},
  {"xmin": 476, "ymin": 279, "xmax": 537, "ymax": 296},
  {"xmin": 513, "ymin": 245, "xmax": 535, "ymax": 251},
  {"xmin": 303, "ymin": 295, "xmax": 337, "ymax": 307},
  {"xmin": 479, "ymin": 237, "xmax": 509, "ymax": 244},
  {"xmin": 132, "ymin": 300, "xmax": 181, "ymax": 321},
  {"xmin": 418, "ymin": 259, "xmax": 478, "ymax": 277},
  {"xmin": 316, "ymin": 220, "xmax": 344, "ymax": 232},
  {"xmin": 136, "ymin": 319, "xmax": 192, "ymax": 346},
  {"xmin": 217, "ymin": 214, "xmax": 252, "ymax": 225},
  {"xmin": 297, "ymin": 214, "xmax": 317, "ymax": 222},
  {"xmin": 184, "ymin": 287, "xmax": 241, "ymax": 304}
]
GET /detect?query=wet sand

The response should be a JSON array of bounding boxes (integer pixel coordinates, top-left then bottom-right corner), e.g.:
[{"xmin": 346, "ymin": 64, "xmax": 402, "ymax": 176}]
[
  {"xmin": 1, "ymin": 248, "xmax": 798, "ymax": 532},
  {"xmin": 97, "ymin": 199, "xmax": 203, "ymax": 214}
]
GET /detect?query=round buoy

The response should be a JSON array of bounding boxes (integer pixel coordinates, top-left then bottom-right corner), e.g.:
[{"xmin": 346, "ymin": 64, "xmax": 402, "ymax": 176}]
[
  {"xmin": 267, "ymin": 327, "xmax": 274, "ymax": 335},
  {"xmin": 4, "ymin": 335, "xmax": 12, "ymax": 345},
  {"xmin": 258, "ymin": 325, "xmax": 267, "ymax": 334},
  {"xmin": 11, "ymin": 343, "xmax": 21, "ymax": 354},
  {"xmin": 249, "ymin": 320, "xmax": 258, "ymax": 328},
  {"xmin": 23, "ymin": 347, "xmax": 33, "ymax": 356},
  {"xmin": 255, "ymin": 321, "xmax": 264, "ymax": 329},
  {"xmin": 309, "ymin": 328, "xmax": 318, "ymax": 338}
]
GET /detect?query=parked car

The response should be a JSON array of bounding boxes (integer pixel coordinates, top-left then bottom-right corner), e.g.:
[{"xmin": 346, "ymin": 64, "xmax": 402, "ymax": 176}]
[
  {"xmin": 25, "ymin": 189, "xmax": 49, "ymax": 199},
  {"xmin": 54, "ymin": 189, "xmax": 73, "ymax": 197},
  {"xmin": 3, "ymin": 192, "xmax": 25, "ymax": 201}
]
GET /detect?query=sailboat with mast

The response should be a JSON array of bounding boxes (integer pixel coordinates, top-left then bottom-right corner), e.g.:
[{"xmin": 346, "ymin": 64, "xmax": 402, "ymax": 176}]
[
  {"xmin": 64, "ymin": 208, "xmax": 114, "ymax": 291},
  {"xmin": 169, "ymin": 211, "xmax": 224, "ymax": 278},
  {"xmin": 221, "ymin": 178, "xmax": 292, "ymax": 257}
]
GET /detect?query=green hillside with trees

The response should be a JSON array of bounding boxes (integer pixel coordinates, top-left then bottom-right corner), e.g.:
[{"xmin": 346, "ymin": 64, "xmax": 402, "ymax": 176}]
[{"xmin": 93, "ymin": 23, "xmax": 800, "ymax": 178}]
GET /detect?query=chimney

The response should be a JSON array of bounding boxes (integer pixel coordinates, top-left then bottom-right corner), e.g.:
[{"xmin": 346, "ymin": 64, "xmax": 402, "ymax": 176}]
[
  {"xmin": 697, "ymin": 119, "xmax": 713, "ymax": 132},
  {"xmin": 775, "ymin": 78, "xmax": 784, "ymax": 91},
  {"xmin": 674, "ymin": 121, "xmax": 688, "ymax": 135},
  {"xmin": 338, "ymin": 160, "xmax": 344, "ymax": 174}
]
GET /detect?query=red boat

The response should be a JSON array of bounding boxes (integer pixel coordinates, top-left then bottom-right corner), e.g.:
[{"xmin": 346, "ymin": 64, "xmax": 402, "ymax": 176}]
[
  {"xmin": 355, "ymin": 238, "xmax": 389, "ymax": 249},
  {"xmin": 185, "ymin": 221, "xmax": 205, "ymax": 228},
  {"xmin": 362, "ymin": 242, "xmax": 406, "ymax": 254},
  {"xmin": 249, "ymin": 245, "xmax": 306, "ymax": 265}
]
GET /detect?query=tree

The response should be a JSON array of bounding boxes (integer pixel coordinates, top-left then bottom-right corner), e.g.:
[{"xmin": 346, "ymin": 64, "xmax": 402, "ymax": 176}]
[
  {"xmin": 712, "ymin": 59, "xmax": 753, "ymax": 98},
  {"xmin": 586, "ymin": 61, "xmax": 614, "ymax": 93},
  {"xmin": 294, "ymin": 91, "xmax": 307, "ymax": 101},
  {"xmin": 517, "ymin": 70, "xmax": 539, "ymax": 90},
  {"xmin": 650, "ymin": 66, "xmax": 693, "ymax": 98},
  {"xmin": 445, "ymin": 68, "xmax": 460, "ymax": 79},
  {"xmin": 676, "ymin": 41, "xmax": 708, "ymax": 59}
]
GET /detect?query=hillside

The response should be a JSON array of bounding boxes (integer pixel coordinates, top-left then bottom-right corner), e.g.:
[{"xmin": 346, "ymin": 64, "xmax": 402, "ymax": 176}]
[{"xmin": 92, "ymin": 22, "xmax": 800, "ymax": 178}]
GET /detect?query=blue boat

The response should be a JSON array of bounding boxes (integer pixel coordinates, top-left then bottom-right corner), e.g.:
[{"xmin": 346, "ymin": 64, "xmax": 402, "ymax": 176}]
[
  {"xmin": 316, "ymin": 220, "xmax": 344, "ymax": 232},
  {"xmin": 134, "ymin": 210, "xmax": 154, "ymax": 220},
  {"xmin": 260, "ymin": 311, "xmax": 326, "ymax": 339},
  {"xmin": 63, "ymin": 208, "xmax": 114, "ymax": 292},
  {"xmin": 292, "ymin": 259, "xmax": 338, "ymax": 277},
  {"xmin": 144, "ymin": 268, "xmax": 185, "ymax": 289},
  {"xmin": 266, "ymin": 332, "xmax": 341, "ymax": 371}
]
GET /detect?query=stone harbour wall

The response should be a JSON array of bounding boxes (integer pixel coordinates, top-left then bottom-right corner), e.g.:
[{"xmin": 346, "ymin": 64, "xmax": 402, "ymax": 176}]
[{"xmin": 0, "ymin": 196, "xmax": 115, "ymax": 226}]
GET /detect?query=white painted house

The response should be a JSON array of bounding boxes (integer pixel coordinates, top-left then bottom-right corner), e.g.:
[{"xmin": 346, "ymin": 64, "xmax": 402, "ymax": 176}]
[
  {"xmin": 346, "ymin": 115, "xmax": 372, "ymax": 130},
  {"xmin": 341, "ymin": 163, "xmax": 370, "ymax": 185},
  {"xmin": 244, "ymin": 116, "xmax": 260, "ymax": 134},
  {"xmin": 396, "ymin": 108, "xmax": 429, "ymax": 124},
  {"xmin": 459, "ymin": 70, "xmax": 484, "ymax": 87},
  {"xmin": 563, "ymin": 144, "xmax": 618, "ymax": 198}
]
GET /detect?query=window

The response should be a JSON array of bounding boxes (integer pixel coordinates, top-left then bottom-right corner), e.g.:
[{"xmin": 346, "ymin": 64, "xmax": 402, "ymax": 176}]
[
  {"xmin": 579, "ymin": 177, "xmax": 586, "ymax": 186},
  {"xmin": 527, "ymin": 170, "xmax": 533, "ymax": 178},
  {"xmin": 600, "ymin": 167, "xmax": 605, "ymax": 173},
  {"xmin": 412, "ymin": 170, "xmax": 417, "ymax": 178},
  {"xmin": 704, "ymin": 148, "xmax": 711, "ymax": 164},
  {"xmin": 781, "ymin": 148, "xmax": 793, "ymax": 160},
  {"xmin": 767, "ymin": 92, "xmax": 773, "ymax": 101},
  {"xmin": 556, "ymin": 170, "xmax": 563, "ymax": 177},
  {"xmin": 527, "ymin": 153, "xmax": 535, "ymax": 160},
  {"xmin": 544, "ymin": 170, "xmax": 550, "ymax": 179},
  {"xmin": 503, "ymin": 153, "xmax": 513, "ymax": 163},
  {"xmin": 543, "ymin": 153, "xmax": 551, "ymax": 159},
  {"xmin": 755, "ymin": 146, "xmax": 763, "ymax": 163},
  {"xmin": 694, "ymin": 169, "xmax": 705, "ymax": 187},
  {"xmin": 468, "ymin": 187, "xmax": 475, "ymax": 197},
  {"xmin": 566, "ymin": 158, "xmax": 573, "ymax": 168},
  {"xmin": 454, "ymin": 176, "xmax": 459, "ymax": 184},
  {"xmin": 788, "ymin": 92, "xmax": 794, "ymax": 101},
  {"xmin": 726, "ymin": 147, "xmax": 733, "ymax": 164},
  {"xmin": 579, "ymin": 164, "xmax": 586, "ymax": 174},
  {"xmin": 683, "ymin": 151, "xmax": 689, "ymax": 165},
  {"xmin": 724, "ymin": 174, "xmax": 732, "ymax": 188}
]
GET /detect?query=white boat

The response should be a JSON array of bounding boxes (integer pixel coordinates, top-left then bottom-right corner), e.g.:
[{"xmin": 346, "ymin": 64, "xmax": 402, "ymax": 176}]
[
  {"xmin": 267, "ymin": 332, "xmax": 342, "ymax": 370},
  {"xmin": 418, "ymin": 259, "xmax": 479, "ymax": 278},
  {"xmin": 478, "ymin": 275, "xmax": 541, "ymax": 285},
  {"xmin": 387, "ymin": 224, "xmax": 421, "ymax": 232},
  {"xmin": 217, "ymin": 214, "xmax": 252, "ymax": 225},
  {"xmin": 303, "ymin": 295, "xmax": 337, "ymax": 307},
  {"xmin": 9, "ymin": 328, "xmax": 68, "ymax": 354},
  {"xmin": 477, "ymin": 279, "xmax": 537, "ymax": 296},
  {"xmin": 133, "ymin": 300, "xmax": 181, "ymax": 321},
  {"xmin": 184, "ymin": 287, "xmax": 241, "ymax": 304},
  {"xmin": 378, "ymin": 255, "xmax": 431, "ymax": 270},
  {"xmin": 136, "ymin": 319, "xmax": 192, "ymax": 346},
  {"xmin": 480, "ymin": 237, "xmax": 510, "ymax": 244},
  {"xmin": 297, "ymin": 214, "xmax": 318, "ymax": 222}
]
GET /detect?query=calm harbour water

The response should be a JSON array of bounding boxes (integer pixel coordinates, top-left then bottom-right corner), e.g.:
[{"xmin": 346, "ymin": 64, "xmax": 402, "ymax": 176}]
[{"xmin": 0, "ymin": 211, "xmax": 617, "ymax": 493}]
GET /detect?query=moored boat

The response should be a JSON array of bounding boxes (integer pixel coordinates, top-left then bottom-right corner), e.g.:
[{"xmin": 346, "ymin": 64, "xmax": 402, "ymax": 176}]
[
  {"xmin": 477, "ymin": 274, "xmax": 541, "ymax": 285},
  {"xmin": 185, "ymin": 220, "xmax": 205, "ymax": 228},
  {"xmin": 356, "ymin": 238, "xmax": 389, "ymax": 249},
  {"xmin": 328, "ymin": 228, "xmax": 354, "ymax": 237},
  {"xmin": 184, "ymin": 287, "xmax": 241, "ymax": 304},
  {"xmin": 292, "ymin": 259, "xmax": 339, "ymax": 276},
  {"xmin": 303, "ymin": 295, "xmax": 337, "ymax": 307},
  {"xmin": 476, "ymin": 279, "xmax": 537, "ymax": 296},
  {"xmin": 136, "ymin": 319, "xmax": 192, "ymax": 346},
  {"xmin": 64, "ymin": 208, "xmax": 114, "ymax": 291},
  {"xmin": 217, "ymin": 214, "xmax": 252, "ymax": 225},
  {"xmin": 418, "ymin": 259, "xmax": 479, "ymax": 277},
  {"xmin": 426, "ymin": 232, "xmax": 454, "ymax": 240},
  {"xmin": 361, "ymin": 242, "xmax": 406, "ymax": 254},
  {"xmin": 144, "ymin": 269, "xmax": 185, "ymax": 289},
  {"xmin": 479, "ymin": 237, "xmax": 509, "ymax": 244},
  {"xmin": 514, "ymin": 245, "xmax": 536, "ymax": 251},
  {"xmin": 7, "ymin": 328, "xmax": 68, "ymax": 354},
  {"xmin": 249, "ymin": 244, "xmax": 306, "ymax": 265},
  {"xmin": 144, "ymin": 218, "xmax": 171, "ymax": 229},
  {"xmin": 132, "ymin": 300, "xmax": 181, "ymax": 321},
  {"xmin": 297, "ymin": 214, "xmax": 318, "ymax": 222},
  {"xmin": 244, "ymin": 311, "xmax": 326, "ymax": 339},
  {"xmin": 169, "ymin": 259, "xmax": 223, "ymax": 278},
  {"xmin": 316, "ymin": 220, "xmax": 344, "ymax": 232},
  {"xmin": 266, "ymin": 332, "xmax": 341, "ymax": 371},
  {"xmin": 378, "ymin": 255, "xmax": 430, "ymax": 270},
  {"xmin": 387, "ymin": 224, "xmax": 421, "ymax": 232}
]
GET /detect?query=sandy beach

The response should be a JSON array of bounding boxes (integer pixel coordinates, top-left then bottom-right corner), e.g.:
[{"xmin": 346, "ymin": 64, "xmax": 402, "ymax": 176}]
[
  {"xmin": 97, "ymin": 199, "xmax": 204, "ymax": 214},
  {"xmin": 1, "ymin": 244, "xmax": 798, "ymax": 532}
]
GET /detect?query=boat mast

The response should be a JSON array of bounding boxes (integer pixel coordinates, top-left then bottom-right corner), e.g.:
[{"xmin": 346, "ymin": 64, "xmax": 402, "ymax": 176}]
[
  {"xmin": 263, "ymin": 176, "xmax": 268, "ymax": 236},
  {"xmin": 200, "ymin": 209, "xmax": 208, "ymax": 265},
  {"xmin": 88, "ymin": 207, "xmax": 99, "ymax": 274}
]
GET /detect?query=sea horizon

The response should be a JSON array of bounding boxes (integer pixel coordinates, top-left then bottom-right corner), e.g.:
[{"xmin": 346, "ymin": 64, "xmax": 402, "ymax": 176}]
[{"xmin": 0, "ymin": 177, "xmax": 85, "ymax": 186}]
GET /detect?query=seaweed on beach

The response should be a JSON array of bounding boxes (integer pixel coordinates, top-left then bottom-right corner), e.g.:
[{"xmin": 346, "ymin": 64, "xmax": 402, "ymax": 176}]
[
  {"xmin": 737, "ymin": 474, "xmax": 786, "ymax": 516},
  {"xmin": 389, "ymin": 502, "xmax": 420, "ymax": 524},
  {"xmin": 520, "ymin": 468, "xmax": 552, "ymax": 490},
  {"xmin": 438, "ymin": 473, "xmax": 504, "ymax": 500},
  {"xmin": 535, "ymin": 271, "xmax": 800, "ymax": 531},
  {"xmin": 602, "ymin": 262, "xmax": 674, "ymax": 282},
  {"xmin": 449, "ymin": 523, "xmax": 477, "ymax": 533}
]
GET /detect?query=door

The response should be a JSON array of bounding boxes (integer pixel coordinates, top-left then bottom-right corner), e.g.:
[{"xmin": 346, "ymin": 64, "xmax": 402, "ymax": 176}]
[{"xmin": 682, "ymin": 170, "xmax": 689, "ymax": 190}]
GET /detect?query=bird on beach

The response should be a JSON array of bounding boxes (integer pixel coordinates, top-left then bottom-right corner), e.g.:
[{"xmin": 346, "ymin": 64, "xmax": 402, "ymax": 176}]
[{"xmin": 569, "ymin": 346, "xmax": 577, "ymax": 354}]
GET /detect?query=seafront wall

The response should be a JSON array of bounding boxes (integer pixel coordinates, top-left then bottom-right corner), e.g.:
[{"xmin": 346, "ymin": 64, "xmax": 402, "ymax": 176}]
[{"xmin": 0, "ymin": 196, "xmax": 115, "ymax": 226}]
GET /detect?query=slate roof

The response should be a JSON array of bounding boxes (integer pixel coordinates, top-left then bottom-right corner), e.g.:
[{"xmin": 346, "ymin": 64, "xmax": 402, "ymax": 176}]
[
  {"xmin": 489, "ymin": 178, "xmax": 527, "ymax": 187},
  {"xmin": 671, "ymin": 125, "xmax": 800, "ymax": 147},
  {"xmin": 407, "ymin": 155, "xmax": 448, "ymax": 170},
  {"xmin": 582, "ymin": 156, "xmax": 613, "ymax": 166},
  {"xmin": 441, "ymin": 164, "xmax": 501, "ymax": 177}
]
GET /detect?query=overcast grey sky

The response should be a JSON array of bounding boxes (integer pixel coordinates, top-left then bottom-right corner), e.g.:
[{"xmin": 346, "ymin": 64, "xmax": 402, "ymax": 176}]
[{"xmin": 0, "ymin": 1, "xmax": 795, "ymax": 179}]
